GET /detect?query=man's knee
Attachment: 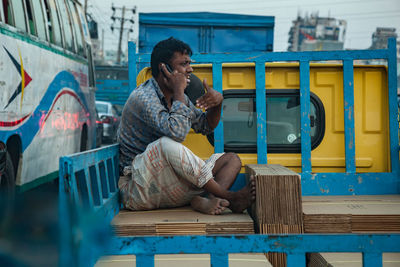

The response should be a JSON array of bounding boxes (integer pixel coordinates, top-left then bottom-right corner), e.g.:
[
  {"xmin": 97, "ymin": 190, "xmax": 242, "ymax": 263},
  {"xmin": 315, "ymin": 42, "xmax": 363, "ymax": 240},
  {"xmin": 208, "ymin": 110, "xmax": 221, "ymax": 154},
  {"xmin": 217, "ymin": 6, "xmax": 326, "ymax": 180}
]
[{"xmin": 220, "ymin": 152, "xmax": 241, "ymax": 170}]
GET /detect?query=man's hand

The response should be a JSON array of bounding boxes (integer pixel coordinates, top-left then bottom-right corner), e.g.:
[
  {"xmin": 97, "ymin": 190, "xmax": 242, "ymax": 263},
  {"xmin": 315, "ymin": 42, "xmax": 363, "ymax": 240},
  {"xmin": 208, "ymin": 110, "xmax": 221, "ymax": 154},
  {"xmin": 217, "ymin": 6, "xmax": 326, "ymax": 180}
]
[
  {"xmin": 161, "ymin": 63, "xmax": 188, "ymax": 101},
  {"xmin": 196, "ymin": 79, "xmax": 223, "ymax": 110}
]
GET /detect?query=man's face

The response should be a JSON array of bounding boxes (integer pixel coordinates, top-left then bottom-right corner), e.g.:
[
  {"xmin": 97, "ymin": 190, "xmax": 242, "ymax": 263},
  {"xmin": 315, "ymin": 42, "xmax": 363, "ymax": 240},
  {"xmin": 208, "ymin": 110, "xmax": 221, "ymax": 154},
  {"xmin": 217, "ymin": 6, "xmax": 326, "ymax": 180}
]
[{"xmin": 169, "ymin": 51, "xmax": 193, "ymax": 84}]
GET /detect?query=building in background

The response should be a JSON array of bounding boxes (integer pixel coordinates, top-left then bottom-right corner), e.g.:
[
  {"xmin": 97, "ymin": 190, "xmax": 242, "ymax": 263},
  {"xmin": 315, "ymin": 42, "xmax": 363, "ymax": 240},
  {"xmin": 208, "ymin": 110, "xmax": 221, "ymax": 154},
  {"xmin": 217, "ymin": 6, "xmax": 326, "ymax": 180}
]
[
  {"xmin": 370, "ymin": 27, "xmax": 398, "ymax": 51},
  {"xmin": 366, "ymin": 27, "xmax": 400, "ymax": 92},
  {"xmin": 288, "ymin": 13, "xmax": 346, "ymax": 52}
]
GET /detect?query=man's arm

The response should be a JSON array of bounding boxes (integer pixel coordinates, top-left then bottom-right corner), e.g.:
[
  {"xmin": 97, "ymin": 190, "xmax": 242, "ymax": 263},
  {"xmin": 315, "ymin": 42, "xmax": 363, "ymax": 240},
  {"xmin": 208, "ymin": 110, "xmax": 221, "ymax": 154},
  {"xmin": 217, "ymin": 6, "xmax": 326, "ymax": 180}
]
[
  {"xmin": 138, "ymin": 82, "xmax": 192, "ymax": 142},
  {"xmin": 195, "ymin": 79, "xmax": 223, "ymax": 130}
]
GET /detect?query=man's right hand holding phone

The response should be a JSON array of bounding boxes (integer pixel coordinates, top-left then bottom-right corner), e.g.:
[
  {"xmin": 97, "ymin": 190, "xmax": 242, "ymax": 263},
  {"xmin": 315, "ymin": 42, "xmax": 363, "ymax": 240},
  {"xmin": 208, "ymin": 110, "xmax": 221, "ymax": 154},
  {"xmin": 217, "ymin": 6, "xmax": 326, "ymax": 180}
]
[{"xmin": 161, "ymin": 63, "xmax": 187, "ymax": 104}]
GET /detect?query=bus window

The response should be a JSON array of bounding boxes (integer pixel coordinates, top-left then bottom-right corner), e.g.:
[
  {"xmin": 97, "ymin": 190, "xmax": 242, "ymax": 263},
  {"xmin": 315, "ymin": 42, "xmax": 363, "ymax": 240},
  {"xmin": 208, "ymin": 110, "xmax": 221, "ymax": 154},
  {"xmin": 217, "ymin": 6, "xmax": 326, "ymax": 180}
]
[
  {"xmin": 2, "ymin": 0, "xmax": 12, "ymax": 25},
  {"xmin": 43, "ymin": 0, "xmax": 62, "ymax": 46},
  {"xmin": 67, "ymin": 0, "xmax": 85, "ymax": 56},
  {"xmin": 24, "ymin": 0, "xmax": 36, "ymax": 35},
  {"xmin": 30, "ymin": 0, "xmax": 47, "ymax": 40},
  {"xmin": 10, "ymin": 0, "xmax": 27, "ymax": 31},
  {"xmin": 75, "ymin": 3, "xmax": 90, "ymax": 44},
  {"xmin": 55, "ymin": 0, "xmax": 75, "ymax": 52}
]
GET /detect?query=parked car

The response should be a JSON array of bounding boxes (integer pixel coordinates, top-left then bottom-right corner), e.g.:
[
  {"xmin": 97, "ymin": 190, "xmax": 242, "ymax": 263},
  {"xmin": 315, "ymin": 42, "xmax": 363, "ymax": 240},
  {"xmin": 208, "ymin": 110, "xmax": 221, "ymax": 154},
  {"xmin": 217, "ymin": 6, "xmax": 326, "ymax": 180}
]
[
  {"xmin": 95, "ymin": 108, "xmax": 103, "ymax": 147},
  {"xmin": 95, "ymin": 101, "xmax": 120, "ymax": 143}
]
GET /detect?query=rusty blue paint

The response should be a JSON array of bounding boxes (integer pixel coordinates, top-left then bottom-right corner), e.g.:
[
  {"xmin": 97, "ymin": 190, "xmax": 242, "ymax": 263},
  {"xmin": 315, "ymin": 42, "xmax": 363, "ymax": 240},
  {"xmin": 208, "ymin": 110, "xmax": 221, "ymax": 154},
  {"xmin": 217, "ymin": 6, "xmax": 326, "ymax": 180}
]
[
  {"xmin": 128, "ymin": 42, "xmax": 137, "ymax": 93},
  {"xmin": 93, "ymin": 164, "xmax": 103, "ymax": 205},
  {"xmin": 136, "ymin": 48, "xmax": 390, "ymax": 64},
  {"xmin": 387, "ymin": 38, "xmax": 399, "ymax": 177},
  {"xmin": 301, "ymin": 172, "xmax": 398, "ymax": 195},
  {"xmin": 59, "ymin": 159, "xmax": 73, "ymax": 266},
  {"xmin": 287, "ymin": 253, "xmax": 306, "ymax": 267},
  {"xmin": 212, "ymin": 62, "xmax": 224, "ymax": 153},
  {"xmin": 343, "ymin": 59, "xmax": 356, "ymax": 174},
  {"xmin": 211, "ymin": 253, "xmax": 228, "ymax": 267},
  {"xmin": 299, "ymin": 61, "xmax": 312, "ymax": 174},
  {"xmin": 255, "ymin": 61, "xmax": 267, "ymax": 164},
  {"xmin": 59, "ymin": 144, "xmax": 120, "ymax": 267},
  {"xmin": 363, "ymin": 253, "xmax": 382, "ymax": 267},
  {"xmin": 104, "ymin": 234, "xmax": 400, "ymax": 267},
  {"xmin": 137, "ymin": 255, "xmax": 154, "ymax": 267}
]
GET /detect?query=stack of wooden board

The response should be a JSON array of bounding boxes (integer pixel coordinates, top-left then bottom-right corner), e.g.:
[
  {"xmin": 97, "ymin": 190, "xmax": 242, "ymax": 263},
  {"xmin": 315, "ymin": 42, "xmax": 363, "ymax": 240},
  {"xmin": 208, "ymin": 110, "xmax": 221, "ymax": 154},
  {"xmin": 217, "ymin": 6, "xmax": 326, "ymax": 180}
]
[
  {"xmin": 303, "ymin": 195, "xmax": 400, "ymax": 233},
  {"xmin": 245, "ymin": 164, "xmax": 304, "ymax": 267},
  {"xmin": 111, "ymin": 206, "xmax": 255, "ymax": 236},
  {"xmin": 303, "ymin": 214, "xmax": 352, "ymax": 233}
]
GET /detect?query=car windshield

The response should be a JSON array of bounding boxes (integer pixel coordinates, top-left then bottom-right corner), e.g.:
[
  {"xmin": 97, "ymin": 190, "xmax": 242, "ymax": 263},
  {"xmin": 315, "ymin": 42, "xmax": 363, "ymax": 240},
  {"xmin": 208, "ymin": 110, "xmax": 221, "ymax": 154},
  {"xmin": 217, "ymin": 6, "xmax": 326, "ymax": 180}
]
[{"xmin": 96, "ymin": 103, "xmax": 108, "ymax": 113}]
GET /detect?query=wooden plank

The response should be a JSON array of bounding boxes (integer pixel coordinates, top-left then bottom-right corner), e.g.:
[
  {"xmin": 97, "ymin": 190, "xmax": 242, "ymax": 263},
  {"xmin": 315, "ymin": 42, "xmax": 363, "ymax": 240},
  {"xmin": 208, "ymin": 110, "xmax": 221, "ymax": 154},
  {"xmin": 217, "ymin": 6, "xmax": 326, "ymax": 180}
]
[
  {"xmin": 303, "ymin": 195, "xmax": 400, "ymax": 233},
  {"xmin": 111, "ymin": 206, "xmax": 254, "ymax": 236}
]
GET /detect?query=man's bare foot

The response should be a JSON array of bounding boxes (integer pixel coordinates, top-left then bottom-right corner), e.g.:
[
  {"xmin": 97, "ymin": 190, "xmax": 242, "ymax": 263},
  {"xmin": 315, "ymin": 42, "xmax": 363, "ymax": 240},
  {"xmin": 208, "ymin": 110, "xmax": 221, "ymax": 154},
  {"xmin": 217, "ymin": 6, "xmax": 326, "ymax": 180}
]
[
  {"xmin": 227, "ymin": 175, "xmax": 256, "ymax": 213},
  {"xmin": 191, "ymin": 196, "xmax": 230, "ymax": 215}
]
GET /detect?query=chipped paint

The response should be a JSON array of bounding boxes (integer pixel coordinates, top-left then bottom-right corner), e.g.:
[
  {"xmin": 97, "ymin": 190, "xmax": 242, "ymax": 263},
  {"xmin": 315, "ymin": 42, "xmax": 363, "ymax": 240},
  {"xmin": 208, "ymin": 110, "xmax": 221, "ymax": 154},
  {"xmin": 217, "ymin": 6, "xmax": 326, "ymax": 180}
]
[{"xmin": 320, "ymin": 188, "xmax": 330, "ymax": 194}]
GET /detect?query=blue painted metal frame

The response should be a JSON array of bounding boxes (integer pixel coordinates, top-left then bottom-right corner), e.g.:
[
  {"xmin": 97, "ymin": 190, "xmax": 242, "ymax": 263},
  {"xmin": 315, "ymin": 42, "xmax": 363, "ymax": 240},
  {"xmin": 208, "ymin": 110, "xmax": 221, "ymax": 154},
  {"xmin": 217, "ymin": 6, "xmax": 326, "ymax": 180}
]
[
  {"xmin": 139, "ymin": 12, "xmax": 275, "ymax": 27},
  {"xmin": 103, "ymin": 234, "xmax": 400, "ymax": 267},
  {"xmin": 57, "ymin": 138, "xmax": 400, "ymax": 267},
  {"xmin": 128, "ymin": 38, "xmax": 399, "ymax": 195},
  {"xmin": 300, "ymin": 61, "xmax": 312, "ymax": 174},
  {"xmin": 59, "ymin": 144, "xmax": 120, "ymax": 267}
]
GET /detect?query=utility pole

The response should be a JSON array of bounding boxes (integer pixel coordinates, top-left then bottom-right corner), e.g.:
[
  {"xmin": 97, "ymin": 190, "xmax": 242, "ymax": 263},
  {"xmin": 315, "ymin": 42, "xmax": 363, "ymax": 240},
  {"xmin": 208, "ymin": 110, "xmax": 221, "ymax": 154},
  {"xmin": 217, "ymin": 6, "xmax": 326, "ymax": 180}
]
[
  {"xmin": 101, "ymin": 29, "xmax": 104, "ymax": 52},
  {"xmin": 111, "ymin": 4, "xmax": 136, "ymax": 65},
  {"xmin": 117, "ymin": 6, "xmax": 125, "ymax": 64}
]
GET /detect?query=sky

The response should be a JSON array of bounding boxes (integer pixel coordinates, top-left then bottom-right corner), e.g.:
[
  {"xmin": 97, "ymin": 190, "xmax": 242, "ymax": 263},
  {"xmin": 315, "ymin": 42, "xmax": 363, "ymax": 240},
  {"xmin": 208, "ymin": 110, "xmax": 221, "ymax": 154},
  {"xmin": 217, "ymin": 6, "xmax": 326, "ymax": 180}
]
[{"xmin": 88, "ymin": 0, "xmax": 400, "ymax": 52}]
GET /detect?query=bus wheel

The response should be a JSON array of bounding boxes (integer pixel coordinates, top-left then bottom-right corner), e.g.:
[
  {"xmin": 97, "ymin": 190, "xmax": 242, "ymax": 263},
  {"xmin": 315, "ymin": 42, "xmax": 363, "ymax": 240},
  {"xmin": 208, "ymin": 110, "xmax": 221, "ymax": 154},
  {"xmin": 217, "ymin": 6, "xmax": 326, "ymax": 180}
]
[{"xmin": 0, "ymin": 152, "xmax": 16, "ymax": 230}]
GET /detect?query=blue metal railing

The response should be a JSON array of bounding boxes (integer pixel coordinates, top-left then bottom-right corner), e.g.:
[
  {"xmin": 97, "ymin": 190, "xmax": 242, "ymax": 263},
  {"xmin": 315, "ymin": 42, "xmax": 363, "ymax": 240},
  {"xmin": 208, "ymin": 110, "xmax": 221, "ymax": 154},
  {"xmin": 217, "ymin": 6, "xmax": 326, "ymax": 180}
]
[
  {"xmin": 106, "ymin": 234, "xmax": 400, "ymax": 267},
  {"xmin": 57, "ymin": 141, "xmax": 400, "ymax": 267},
  {"xmin": 128, "ymin": 38, "xmax": 399, "ymax": 195},
  {"xmin": 59, "ymin": 144, "xmax": 120, "ymax": 267}
]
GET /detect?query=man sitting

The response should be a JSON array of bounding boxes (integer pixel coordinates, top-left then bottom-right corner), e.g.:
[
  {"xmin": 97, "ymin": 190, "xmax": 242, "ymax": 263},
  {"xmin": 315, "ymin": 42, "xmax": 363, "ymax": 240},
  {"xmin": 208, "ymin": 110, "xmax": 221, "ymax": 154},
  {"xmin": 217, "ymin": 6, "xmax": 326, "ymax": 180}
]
[{"xmin": 117, "ymin": 37, "xmax": 255, "ymax": 215}]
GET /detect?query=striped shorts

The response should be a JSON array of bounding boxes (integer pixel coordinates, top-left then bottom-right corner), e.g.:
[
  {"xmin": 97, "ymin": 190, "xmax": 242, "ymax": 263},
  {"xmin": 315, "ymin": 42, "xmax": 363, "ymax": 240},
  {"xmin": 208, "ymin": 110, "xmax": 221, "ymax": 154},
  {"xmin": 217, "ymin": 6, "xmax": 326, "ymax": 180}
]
[{"xmin": 118, "ymin": 137, "xmax": 223, "ymax": 211}]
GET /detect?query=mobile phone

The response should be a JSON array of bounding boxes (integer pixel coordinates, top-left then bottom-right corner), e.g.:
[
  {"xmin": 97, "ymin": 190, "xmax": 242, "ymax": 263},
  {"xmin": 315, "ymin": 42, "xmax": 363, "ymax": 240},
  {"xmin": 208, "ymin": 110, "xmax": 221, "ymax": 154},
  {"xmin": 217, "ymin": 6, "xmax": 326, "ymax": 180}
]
[{"xmin": 161, "ymin": 63, "xmax": 173, "ymax": 77}]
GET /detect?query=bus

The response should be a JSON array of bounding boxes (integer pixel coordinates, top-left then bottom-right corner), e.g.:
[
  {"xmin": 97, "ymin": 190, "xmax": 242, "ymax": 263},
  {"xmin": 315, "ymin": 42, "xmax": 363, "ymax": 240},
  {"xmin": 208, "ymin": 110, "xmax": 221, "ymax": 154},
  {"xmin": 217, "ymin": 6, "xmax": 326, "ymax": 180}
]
[{"xmin": 0, "ymin": 0, "xmax": 97, "ymax": 205}]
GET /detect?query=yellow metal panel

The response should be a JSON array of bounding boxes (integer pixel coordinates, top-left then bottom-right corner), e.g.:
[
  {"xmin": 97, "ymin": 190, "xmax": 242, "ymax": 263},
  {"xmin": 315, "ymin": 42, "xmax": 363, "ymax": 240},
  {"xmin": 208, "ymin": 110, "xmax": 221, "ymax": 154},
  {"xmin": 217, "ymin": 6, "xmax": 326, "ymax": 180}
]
[
  {"xmin": 227, "ymin": 72, "xmax": 245, "ymax": 87},
  {"xmin": 363, "ymin": 71, "xmax": 383, "ymax": 132},
  {"xmin": 285, "ymin": 72, "xmax": 299, "ymax": 87},
  {"xmin": 136, "ymin": 63, "xmax": 389, "ymax": 173}
]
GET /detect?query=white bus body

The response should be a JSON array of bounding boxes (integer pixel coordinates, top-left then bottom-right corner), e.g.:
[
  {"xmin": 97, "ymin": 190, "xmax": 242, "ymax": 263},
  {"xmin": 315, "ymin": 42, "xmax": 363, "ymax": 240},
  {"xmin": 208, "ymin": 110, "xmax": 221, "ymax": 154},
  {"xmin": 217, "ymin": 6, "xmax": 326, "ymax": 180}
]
[{"xmin": 0, "ymin": 0, "xmax": 96, "ymax": 191}]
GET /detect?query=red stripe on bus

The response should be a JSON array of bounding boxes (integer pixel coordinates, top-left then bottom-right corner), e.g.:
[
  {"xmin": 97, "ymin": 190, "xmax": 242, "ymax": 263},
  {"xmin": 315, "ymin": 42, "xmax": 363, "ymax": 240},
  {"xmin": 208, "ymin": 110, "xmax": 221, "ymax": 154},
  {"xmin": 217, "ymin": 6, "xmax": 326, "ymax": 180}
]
[{"xmin": 0, "ymin": 114, "xmax": 31, "ymax": 127}]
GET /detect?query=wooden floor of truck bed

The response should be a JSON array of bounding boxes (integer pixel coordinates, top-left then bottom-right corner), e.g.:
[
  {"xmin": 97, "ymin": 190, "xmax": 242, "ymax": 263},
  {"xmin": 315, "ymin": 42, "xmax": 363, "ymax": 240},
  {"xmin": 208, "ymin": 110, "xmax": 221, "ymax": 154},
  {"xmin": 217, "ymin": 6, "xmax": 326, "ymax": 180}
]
[
  {"xmin": 302, "ymin": 195, "xmax": 400, "ymax": 233},
  {"xmin": 111, "ymin": 206, "xmax": 255, "ymax": 236}
]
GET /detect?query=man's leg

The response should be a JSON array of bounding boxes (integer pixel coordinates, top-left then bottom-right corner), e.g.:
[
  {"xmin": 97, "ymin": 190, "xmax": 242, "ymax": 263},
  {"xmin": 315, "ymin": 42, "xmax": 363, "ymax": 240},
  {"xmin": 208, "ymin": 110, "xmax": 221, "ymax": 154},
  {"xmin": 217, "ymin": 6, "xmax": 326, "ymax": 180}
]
[
  {"xmin": 191, "ymin": 152, "xmax": 256, "ymax": 214},
  {"xmin": 190, "ymin": 153, "xmax": 239, "ymax": 215},
  {"xmin": 212, "ymin": 152, "xmax": 242, "ymax": 189}
]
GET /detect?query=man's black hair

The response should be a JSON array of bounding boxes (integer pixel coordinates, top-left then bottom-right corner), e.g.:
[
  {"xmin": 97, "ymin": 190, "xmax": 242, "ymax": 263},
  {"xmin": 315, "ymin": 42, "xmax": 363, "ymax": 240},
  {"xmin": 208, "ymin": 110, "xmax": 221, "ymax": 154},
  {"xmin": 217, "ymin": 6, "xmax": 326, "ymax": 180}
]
[{"xmin": 150, "ymin": 37, "xmax": 193, "ymax": 77}]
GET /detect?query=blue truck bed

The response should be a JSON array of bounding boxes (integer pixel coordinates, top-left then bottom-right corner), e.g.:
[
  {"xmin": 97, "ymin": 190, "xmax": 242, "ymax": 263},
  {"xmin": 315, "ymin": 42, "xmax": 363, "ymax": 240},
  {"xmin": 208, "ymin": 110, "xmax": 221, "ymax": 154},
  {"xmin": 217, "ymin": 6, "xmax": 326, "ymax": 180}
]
[{"xmin": 58, "ymin": 38, "xmax": 399, "ymax": 266}]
